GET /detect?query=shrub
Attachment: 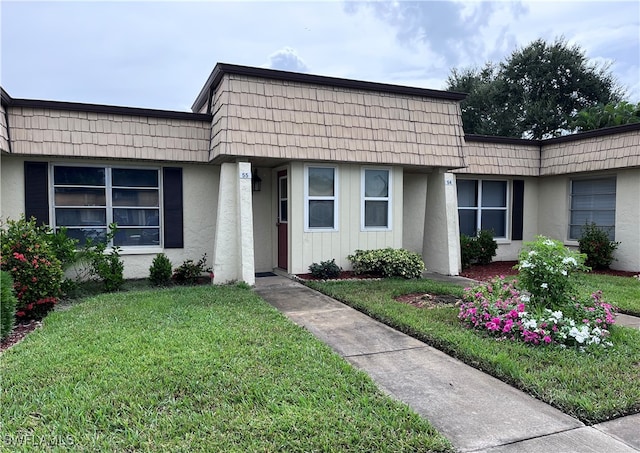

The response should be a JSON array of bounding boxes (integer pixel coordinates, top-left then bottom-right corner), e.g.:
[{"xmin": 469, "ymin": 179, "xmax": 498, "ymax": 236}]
[
  {"xmin": 0, "ymin": 216, "xmax": 64, "ymax": 320},
  {"xmin": 149, "ymin": 253, "xmax": 173, "ymax": 286},
  {"xmin": 515, "ymin": 236, "xmax": 588, "ymax": 310},
  {"xmin": 578, "ymin": 222, "xmax": 620, "ymax": 270},
  {"xmin": 459, "ymin": 230, "xmax": 497, "ymax": 269},
  {"xmin": 173, "ymin": 254, "xmax": 212, "ymax": 285},
  {"xmin": 460, "ymin": 234, "xmax": 480, "ymax": 269},
  {"xmin": 347, "ymin": 248, "xmax": 424, "ymax": 279},
  {"xmin": 80, "ymin": 224, "xmax": 124, "ymax": 292},
  {"xmin": 1, "ymin": 271, "xmax": 17, "ymax": 340},
  {"xmin": 308, "ymin": 259, "xmax": 342, "ymax": 279}
]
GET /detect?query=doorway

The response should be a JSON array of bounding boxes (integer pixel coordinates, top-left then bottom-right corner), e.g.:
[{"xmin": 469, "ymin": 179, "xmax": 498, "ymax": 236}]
[{"xmin": 277, "ymin": 170, "xmax": 288, "ymax": 270}]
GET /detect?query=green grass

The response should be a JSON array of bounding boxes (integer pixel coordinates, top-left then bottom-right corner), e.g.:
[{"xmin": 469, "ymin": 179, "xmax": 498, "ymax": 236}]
[
  {"xmin": 574, "ymin": 273, "xmax": 640, "ymax": 316},
  {"xmin": 1, "ymin": 285, "xmax": 452, "ymax": 452},
  {"xmin": 305, "ymin": 278, "xmax": 640, "ymax": 425}
]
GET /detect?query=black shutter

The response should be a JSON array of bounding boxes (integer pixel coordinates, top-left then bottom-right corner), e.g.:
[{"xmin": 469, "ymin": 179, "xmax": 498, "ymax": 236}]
[
  {"xmin": 24, "ymin": 162, "xmax": 49, "ymax": 225},
  {"xmin": 512, "ymin": 180, "xmax": 524, "ymax": 241},
  {"xmin": 163, "ymin": 167, "xmax": 183, "ymax": 248}
]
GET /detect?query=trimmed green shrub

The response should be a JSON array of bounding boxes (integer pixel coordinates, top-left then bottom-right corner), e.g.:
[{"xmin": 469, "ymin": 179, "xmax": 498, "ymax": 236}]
[
  {"xmin": 308, "ymin": 259, "xmax": 342, "ymax": 279},
  {"xmin": 1, "ymin": 271, "xmax": 17, "ymax": 340},
  {"xmin": 459, "ymin": 229, "xmax": 498, "ymax": 269},
  {"xmin": 80, "ymin": 224, "xmax": 124, "ymax": 292},
  {"xmin": 0, "ymin": 216, "xmax": 64, "ymax": 320},
  {"xmin": 173, "ymin": 254, "xmax": 212, "ymax": 285},
  {"xmin": 149, "ymin": 253, "xmax": 173, "ymax": 286},
  {"xmin": 347, "ymin": 248, "xmax": 425, "ymax": 279},
  {"xmin": 578, "ymin": 222, "xmax": 620, "ymax": 270},
  {"xmin": 460, "ymin": 234, "xmax": 480, "ymax": 270}
]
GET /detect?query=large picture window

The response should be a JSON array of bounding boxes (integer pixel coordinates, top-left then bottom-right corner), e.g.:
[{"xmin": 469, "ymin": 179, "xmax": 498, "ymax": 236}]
[
  {"xmin": 457, "ymin": 179, "xmax": 508, "ymax": 238},
  {"xmin": 362, "ymin": 168, "xmax": 391, "ymax": 230},
  {"xmin": 53, "ymin": 165, "xmax": 161, "ymax": 247},
  {"xmin": 305, "ymin": 166, "xmax": 337, "ymax": 230},
  {"xmin": 569, "ymin": 177, "xmax": 616, "ymax": 241}
]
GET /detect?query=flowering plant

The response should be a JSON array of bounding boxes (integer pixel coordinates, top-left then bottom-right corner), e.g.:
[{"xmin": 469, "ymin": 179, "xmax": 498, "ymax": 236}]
[
  {"xmin": 0, "ymin": 217, "xmax": 64, "ymax": 319},
  {"xmin": 515, "ymin": 236, "xmax": 588, "ymax": 310},
  {"xmin": 459, "ymin": 277, "xmax": 616, "ymax": 349}
]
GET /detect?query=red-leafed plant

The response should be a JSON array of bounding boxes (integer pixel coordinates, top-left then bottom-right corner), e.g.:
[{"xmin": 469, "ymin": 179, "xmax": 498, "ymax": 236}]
[{"xmin": 0, "ymin": 216, "xmax": 65, "ymax": 320}]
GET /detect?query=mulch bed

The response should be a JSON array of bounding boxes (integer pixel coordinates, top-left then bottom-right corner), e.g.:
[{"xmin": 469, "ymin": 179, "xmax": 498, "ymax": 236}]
[
  {"xmin": 1, "ymin": 320, "xmax": 42, "ymax": 353},
  {"xmin": 460, "ymin": 260, "xmax": 639, "ymax": 281}
]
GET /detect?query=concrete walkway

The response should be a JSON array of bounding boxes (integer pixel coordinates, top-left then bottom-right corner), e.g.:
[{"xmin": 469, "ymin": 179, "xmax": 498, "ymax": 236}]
[{"xmin": 254, "ymin": 275, "xmax": 640, "ymax": 452}]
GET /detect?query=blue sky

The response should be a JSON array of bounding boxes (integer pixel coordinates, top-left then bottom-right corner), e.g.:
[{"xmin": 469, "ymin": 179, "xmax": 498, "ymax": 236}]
[{"xmin": 1, "ymin": 0, "xmax": 638, "ymax": 111}]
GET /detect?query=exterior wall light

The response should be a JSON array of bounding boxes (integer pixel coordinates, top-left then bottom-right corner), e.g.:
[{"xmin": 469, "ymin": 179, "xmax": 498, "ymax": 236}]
[{"xmin": 252, "ymin": 169, "xmax": 262, "ymax": 192}]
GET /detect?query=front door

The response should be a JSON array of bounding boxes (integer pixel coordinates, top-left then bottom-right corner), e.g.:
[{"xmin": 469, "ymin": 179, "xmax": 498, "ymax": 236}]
[{"xmin": 277, "ymin": 170, "xmax": 288, "ymax": 270}]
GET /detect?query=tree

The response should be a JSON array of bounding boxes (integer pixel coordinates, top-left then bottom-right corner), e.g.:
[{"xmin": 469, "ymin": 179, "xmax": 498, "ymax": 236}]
[
  {"xmin": 570, "ymin": 101, "xmax": 640, "ymax": 132},
  {"xmin": 447, "ymin": 38, "xmax": 625, "ymax": 139}
]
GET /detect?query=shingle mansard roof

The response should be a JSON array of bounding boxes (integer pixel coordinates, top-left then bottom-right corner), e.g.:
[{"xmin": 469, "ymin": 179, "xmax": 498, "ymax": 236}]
[{"xmin": 2, "ymin": 62, "xmax": 639, "ymax": 147}]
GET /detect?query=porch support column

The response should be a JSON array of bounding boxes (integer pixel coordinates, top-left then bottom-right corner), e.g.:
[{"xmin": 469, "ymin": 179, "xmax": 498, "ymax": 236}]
[
  {"xmin": 422, "ymin": 170, "xmax": 461, "ymax": 275},
  {"xmin": 213, "ymin": 162, "xmax": 256, "ymax": 286}
]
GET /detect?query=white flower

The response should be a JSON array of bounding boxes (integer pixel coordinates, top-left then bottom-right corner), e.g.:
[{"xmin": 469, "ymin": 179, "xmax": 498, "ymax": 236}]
[
  {"xmin": 541, "ymin": 282, "xmax": 548, "ymax": 289},
  {"xmin": 523, "ymin": 319, "xmax": 537, "ymax": 329},
  {"xmin": 569, "ymin": 325, "xmax": 590, "ymax": 344},
  {"xmin": 520, "ymin": 294, "xmax": 530, "ymax": 303},
  {"xmin": 520, "ymin": 260, "xmax": 533, "ymax": 269},
  {"xmin": 528, "ymin": 251, "xmax": 537, "ymax": 256},
  {"xmin": 544, "ymin": 239, "xmax": 555, "ymax": 246},
  {"xmin": 562, "ymin": 257, "xmax": 577, "ymax": 266},
  {"xmin": 551, "ymin": 310, "xmax": 563, "ymax": 320},
  {"xmin": 561, "ymin": 270, "xmax": 567, "ymax": 276}
]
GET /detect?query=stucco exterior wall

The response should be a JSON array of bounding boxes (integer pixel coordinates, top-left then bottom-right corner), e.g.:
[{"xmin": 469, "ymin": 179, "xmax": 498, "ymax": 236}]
[
  {"xmin": 287, "ymin": 162, "xmax": 403, "ymax": 274},
  {"xmin": 252, "ymin": 167, "xmax": 274, "ymax": 273},
  {"xmin": 0, "ymin": 154, "xmax": 220, "ymax": 279},
  {"xmin": 536, "ymin": 169, "xmax": 639, "ymax": 272},
  {"xmin": 611, "ymin": 168, "xmax": 640, "ymax": 271},
  {"xmin": 6, "ymin": 106, "xmax": 210, "ymax": 162},
  {"xmin": 402, "ymin": 172, "xmax": 428, "ymax": 254},
  {"xmin": 210, "ymin": 74, "xmax": 466, "ymax": 169}
]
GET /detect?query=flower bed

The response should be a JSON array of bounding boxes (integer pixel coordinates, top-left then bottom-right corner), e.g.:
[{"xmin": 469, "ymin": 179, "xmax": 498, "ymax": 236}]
[{"xmin": 458, "ymin": 236, "xmax": 618, "ymax": 350}]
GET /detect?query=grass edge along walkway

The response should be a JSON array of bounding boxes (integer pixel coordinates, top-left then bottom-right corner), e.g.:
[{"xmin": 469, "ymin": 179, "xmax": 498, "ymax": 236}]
[
  {"xmin": 0, "ymin": 285, "xmax": 452, "ymax": 452},
  {"xmin": 305, "ymin": 277, "xmax": 640, "ymax": 425}
]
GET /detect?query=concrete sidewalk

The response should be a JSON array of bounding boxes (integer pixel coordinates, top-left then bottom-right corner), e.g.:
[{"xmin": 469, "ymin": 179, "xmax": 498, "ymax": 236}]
[{"xmin": 254, "ymin": 275, "xmax": 640, "ymax": 453}]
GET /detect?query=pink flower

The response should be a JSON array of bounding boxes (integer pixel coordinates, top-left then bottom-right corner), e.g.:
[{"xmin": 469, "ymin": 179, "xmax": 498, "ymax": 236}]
[{"xmin": 543, "ymin": 336, "xmax": 552, "ymax": 344}]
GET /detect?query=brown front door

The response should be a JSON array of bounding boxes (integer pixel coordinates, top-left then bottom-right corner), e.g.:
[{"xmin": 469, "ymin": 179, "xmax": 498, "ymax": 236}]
[{"xmin": 277, "ymin": 170, "xmax": 288, "ymax": 270}]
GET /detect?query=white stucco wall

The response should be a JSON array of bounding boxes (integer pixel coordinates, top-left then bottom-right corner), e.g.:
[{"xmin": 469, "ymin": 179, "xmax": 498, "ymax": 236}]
[
  {"xmin": 402, "ymin": 172, "xmax": 428, "ymax": 254},
  {"xmin": 287, "ymin": 162, "xmax": 403, "ymax": 275},
  {"xmin": 537, "ymin": 170, "xmax": 640, "ymax": 272},
  {"xmin": 422, "ymin": 171, "xmax": 460, "ymax": 275},
  {"xmin": 252, "ymin": 167, "xmax": 274, "ymax": 273},
  {"xmin": 0, "ymin": 154, "xmax": 220, "ymax": 279},
  {"xmin": 611, "ymin": 169, "xmax": 640, "ymax": 271}
]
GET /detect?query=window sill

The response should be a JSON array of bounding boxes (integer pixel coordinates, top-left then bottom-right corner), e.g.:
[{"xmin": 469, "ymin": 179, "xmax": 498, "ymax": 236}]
[{"xmin": 118, "ymin": 247, "xmax": 164, "ymax": 255}]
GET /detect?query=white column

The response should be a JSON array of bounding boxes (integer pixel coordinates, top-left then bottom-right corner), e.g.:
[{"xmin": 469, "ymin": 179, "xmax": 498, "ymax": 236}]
[
  {"xmin": 422, "ymin": 170, "xmax": 461, "ymax": 275},
  {"xmin": 213, "ymin": 162, "xmax": 256, "ymax": 285}
]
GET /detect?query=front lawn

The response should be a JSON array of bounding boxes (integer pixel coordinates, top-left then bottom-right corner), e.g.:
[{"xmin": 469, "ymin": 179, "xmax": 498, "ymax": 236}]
[
  {"xmin": 1, "ymin": 285, "xmax": 452, "ymax": 452},
  {"xmin": 305, "ymin": 278, "xmax": 640, "ymax": 424},
  {"xmin": 574, "ymin": 273, "xmax": 640, "ymax": 316}
]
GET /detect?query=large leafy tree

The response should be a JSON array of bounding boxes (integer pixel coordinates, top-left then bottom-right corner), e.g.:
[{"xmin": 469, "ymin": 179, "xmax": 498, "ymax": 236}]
[
  {"xmin": 447, "ymin": 38, "xmax": 625, "ymax": 139},
  {"xmin": 570, "ymin": 101, "xmax": 640, "ymax": 132}
]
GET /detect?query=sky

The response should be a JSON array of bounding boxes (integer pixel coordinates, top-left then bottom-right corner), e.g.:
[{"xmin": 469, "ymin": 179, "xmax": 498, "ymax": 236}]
[{"xmin": 1, "ymin": 0, "xmax": 639, "ymax": 112}]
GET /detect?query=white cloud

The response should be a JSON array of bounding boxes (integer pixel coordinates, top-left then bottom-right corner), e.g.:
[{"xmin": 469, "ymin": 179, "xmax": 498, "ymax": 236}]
[{"xmin": 266, "ymin": 47, "xmax": 309, "ymax": 72}]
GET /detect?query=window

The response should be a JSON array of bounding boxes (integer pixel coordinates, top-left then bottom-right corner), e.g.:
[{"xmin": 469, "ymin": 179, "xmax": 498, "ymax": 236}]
[
  {"xmin": 305, "ymin": 166, "xmax": 337, "ymax": 230},
  {"xmin": 362, "ymin": 168, "xmax": 391, "ymax": 230},
  {"xmin": 569, "ymin": 177, "xmax": 616, "ymax": 240},
  {"xmin": 53, "ymin": 165, "xmax": 161, "ymax": 247},
  {"xmin": 457, "ymin": 179, "xmax": 508, "ymax": 238}
]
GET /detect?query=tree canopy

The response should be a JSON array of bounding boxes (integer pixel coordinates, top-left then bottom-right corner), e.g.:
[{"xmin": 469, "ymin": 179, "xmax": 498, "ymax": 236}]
[
  {"xmin": 570, "ymin": 101, "xmax": 640, "ymax": 132},
  {"xmin": 447, "ymin": 38, "xmax": 625, "ymax": 139}
]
